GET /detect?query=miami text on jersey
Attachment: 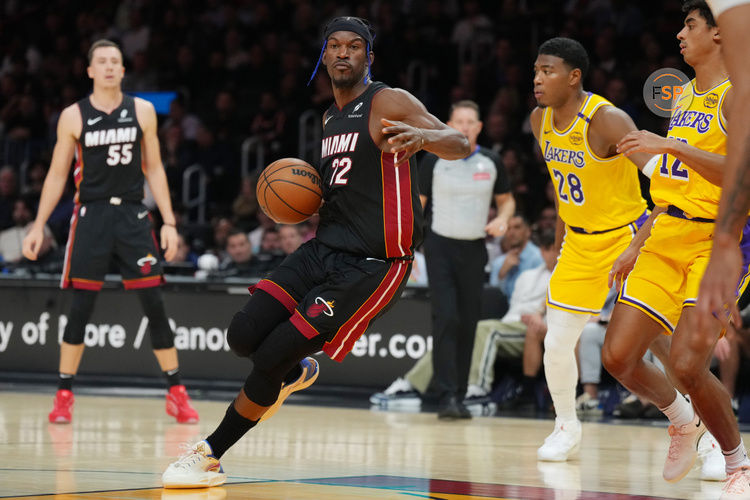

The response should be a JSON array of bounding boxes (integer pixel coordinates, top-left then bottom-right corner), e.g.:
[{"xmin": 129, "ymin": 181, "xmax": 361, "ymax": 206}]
[
  {"xmin": 84, "ymin": 127, "xmax": 138, "ymax": 147},
  {"xmin": 321, "ymin": 132, "xmax": 360, "ymax": 159}
]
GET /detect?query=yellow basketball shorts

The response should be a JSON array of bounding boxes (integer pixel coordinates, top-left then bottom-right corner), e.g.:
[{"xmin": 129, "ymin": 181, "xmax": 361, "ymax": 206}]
[
  {"xmin": 547, "ymin": 223, "xmax": 639, "ymax": 315},
  {"xmin": 619, "ymin": 213, "xmax": 750, "ymax": 333}
]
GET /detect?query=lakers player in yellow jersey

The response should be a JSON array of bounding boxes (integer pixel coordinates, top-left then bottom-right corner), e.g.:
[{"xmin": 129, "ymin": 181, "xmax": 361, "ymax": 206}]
[
  {"xmin": 602, "ymin": 3, "xmax": 750, "ymax": 494},
  {"xmin": 530, "ymin": 37, "xmax": 655, "ymax": 462}
]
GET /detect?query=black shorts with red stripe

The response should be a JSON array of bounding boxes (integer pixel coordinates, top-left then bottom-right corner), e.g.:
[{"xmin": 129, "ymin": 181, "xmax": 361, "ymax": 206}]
[
  {"xmin": 253, "ymin": 239, "xmax": 412, "ymax": 362},
  {"xmin": 60, "ymin": 199, "xmax": 164, "ymax": 291}
]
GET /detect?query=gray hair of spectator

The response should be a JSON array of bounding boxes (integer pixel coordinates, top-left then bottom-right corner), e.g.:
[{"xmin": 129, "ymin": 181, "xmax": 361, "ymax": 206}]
[
  {"xmin": 538, "ymin": 37, "xmax": 589, "ymax": 80},
  {"xmin": 682, "ymin": 0, "xmax": 716, "ymax": 27},
  {"xmin": 450, "ymin": 100, "xmax": 481, "ymax": 120},
  {"xmin": 87, "ymin": 39, "xmax": 122, "ymax": 64}
]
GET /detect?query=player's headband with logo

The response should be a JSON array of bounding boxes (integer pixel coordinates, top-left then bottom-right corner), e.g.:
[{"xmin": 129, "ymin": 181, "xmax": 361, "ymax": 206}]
[{"xmin": 308, "ymin": 16, "xmax": 375, "ymax": 86}]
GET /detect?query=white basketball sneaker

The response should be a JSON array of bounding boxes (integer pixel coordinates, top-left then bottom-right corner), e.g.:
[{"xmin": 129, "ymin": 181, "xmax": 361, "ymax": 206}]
[
  {"xmin": 663, "ymin": 414, "xmax": 705, "ymax": 483},
  {"xmin": 699, "ymin": 432, "xmax": 727, "ymax": 481},
  {"xmin": 537, "ymin": 419, "xmax": 582, "ymax": 462},
  {"xmin": 162, "ymin": 440, "xmax": 227, "ymax": 488}
]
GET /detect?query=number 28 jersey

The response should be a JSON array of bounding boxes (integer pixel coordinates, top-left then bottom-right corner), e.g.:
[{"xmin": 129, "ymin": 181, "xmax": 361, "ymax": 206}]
[
  {"xmin": 316, "ymin": 82, "xmax": 424, "ymax": 259},
  {"xmin": 74, "ymin": 95, "xmax": 144, "ymax": 203},
  {"xmin": 538, "ymin": 92, "xmax": 646, "ymax": 232}
]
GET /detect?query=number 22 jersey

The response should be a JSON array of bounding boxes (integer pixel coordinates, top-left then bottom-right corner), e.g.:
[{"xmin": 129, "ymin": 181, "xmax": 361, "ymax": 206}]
[{"xmin": 316, "ymin": 82, "xmax": 424, "ymax": 259}]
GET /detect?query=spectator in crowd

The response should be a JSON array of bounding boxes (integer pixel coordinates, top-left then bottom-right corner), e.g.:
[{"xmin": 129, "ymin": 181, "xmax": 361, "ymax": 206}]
[
  {"xmin": 231, "ymin": 176, "xmax": 258, "ymax": 232},
  {"xmin": 257, "ymin": 227, "xmax": 281, "ymax": 256},
  {"xmin": 215, "ymin": 229, "xmax": 269, "ymax": 278},
  {"xmin": 168, "ymin": 232, "xmax": 199, "ymax": 268},
  {"xmin": 0, "ymin": 197, "xmax": 56, "ymax": 264},
  {"xmin": 210, "ymin": 216, "xmax": 234, "ymax": 258},
  {"xmin": 250, "ymin": 91, "xmax": 287, "ymax": 157},
  {"xmin": 248, "ymin": 210, "xmax": 276, "ymax": 254},
  {"xmin": 121, "ymin": 51, "xmax": 157, "ymax": 92},
  {"xmin": 488, "ymin": 215, "xmax": 542, "ymax": 297},
  {"xmin": 278, "ymin": 224, "xmax": 304, "ymax": 256},
  {"xmin": 0, "ymin": 166, "xmax": 19, "ymax": 230},
  {"xmin": 160, "ymin": 94, "xmax": 201, "ymax": 141}
]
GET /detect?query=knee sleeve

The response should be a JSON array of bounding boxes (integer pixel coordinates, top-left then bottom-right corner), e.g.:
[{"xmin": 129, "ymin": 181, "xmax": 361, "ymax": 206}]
[
  {"xmin": 136, "ymin": 287, "xmax": 174, "ymax": 349},
  {"xmin": 543, "ymin": 309, "xmax": 591, "ymax": 360},
  {"xmin": 227, "ymin": 290, "xmax": 292, "ymax": 358},
  {"xmin": 62, "ymin": 290, "xmax": 98, "ymax": 344},
  {"xmin": 242, "ymin": 321, "xmax": 324, "ymax": 406}
]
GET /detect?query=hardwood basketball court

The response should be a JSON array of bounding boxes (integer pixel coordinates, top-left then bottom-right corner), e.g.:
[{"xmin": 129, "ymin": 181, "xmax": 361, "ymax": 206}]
[{"xmin": 0, "ymin": 390, "xmax": 738, "ymax": 499}]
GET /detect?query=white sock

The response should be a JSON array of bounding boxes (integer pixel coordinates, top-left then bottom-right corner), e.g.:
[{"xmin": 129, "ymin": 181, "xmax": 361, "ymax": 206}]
[
  {"xmin": 543, "ymin": 309, "xmax": 591, "ymax": 423},
  {"xmin": 658, "ymin": 390, "xmax": 694, "ymax": 427},
  {"xmin": 723, "ymin": 439, "xmax": 750, "ymax": 473}
]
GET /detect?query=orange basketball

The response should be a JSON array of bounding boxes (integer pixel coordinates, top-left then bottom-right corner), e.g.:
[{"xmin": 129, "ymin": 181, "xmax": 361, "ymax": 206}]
[{"xmin": 256, "ymin": 158, "xmax": 323, "ymax": 224}]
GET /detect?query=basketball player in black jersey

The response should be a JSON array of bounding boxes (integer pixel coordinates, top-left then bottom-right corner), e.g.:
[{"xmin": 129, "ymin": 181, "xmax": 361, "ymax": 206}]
[
  {"xmin": 22, "ymin": 40, "xmax": 199, "ymax": 425},
  {"xmin": 162, "ymin": 17, "xmax": 470, "ymax": 488}
]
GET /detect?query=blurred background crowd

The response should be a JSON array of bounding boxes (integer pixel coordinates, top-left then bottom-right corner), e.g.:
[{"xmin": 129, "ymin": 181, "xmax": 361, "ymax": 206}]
[
  {"xmin": 0, "ymin": 0, "xmax": 693, "ymax": 277},
  {"xmin": 3, "ymin": 0, "xmax": 750, "ymax": 420}
]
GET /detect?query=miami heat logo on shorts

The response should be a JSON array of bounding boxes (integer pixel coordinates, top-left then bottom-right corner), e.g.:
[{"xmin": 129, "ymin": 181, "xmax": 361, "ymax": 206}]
[
  {"xmin": 307, "ymin": 297, "xmax": 335, "ymax": 318},
  {"xmin": 136, "ymin": 253, "xmax": 158, "ymax": 275}
]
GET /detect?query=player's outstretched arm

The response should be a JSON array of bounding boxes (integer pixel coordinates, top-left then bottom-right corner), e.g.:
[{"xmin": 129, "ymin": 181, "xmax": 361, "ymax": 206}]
[
  {"xmin": 136, "ymin": 98, "xmax": 178, "ymax": 262},
  {"xmin": 22, "ymin": 105, "xmax": 79, "ymax": 261},
  {"xmin": 373, "ymin": 88, "xmax": 470, "ymax": 162}
]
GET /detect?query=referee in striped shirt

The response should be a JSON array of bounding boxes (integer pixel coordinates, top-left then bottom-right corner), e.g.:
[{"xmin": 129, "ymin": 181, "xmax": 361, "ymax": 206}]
[{"xmin": 419, "ymin": 100, "xmax": 515, "ymax": 419}]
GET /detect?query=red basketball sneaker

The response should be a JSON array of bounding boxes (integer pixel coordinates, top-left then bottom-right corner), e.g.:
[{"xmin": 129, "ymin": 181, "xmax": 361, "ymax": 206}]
[
  {"xmin": 49, "ymin": 389, "xmax": 74, "ymax": 424},
  {"xmin": 166, "ymin": 385, "xmax": 199, "ymax": 424}
]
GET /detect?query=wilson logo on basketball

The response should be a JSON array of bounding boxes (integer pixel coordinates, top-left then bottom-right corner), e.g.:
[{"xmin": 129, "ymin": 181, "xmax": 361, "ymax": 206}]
[
  {"xmin": 307, "ymin": 297, "xmax": 335, "ymax": 318},
  {"xmin": 293, "ymin": 168, "xmax": 323, "ymax": 188}
]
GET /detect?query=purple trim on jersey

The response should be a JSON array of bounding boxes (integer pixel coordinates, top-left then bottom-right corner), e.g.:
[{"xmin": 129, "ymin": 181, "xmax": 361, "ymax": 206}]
[
  {"xmin": 577, "ymin": 112, "xmax": 591, "ymax": 123},
  {"xmin": 618, "ymin": 292, "xmax": 674, "ymax": 333},
  {"xmin": 737, "ymin": 218, "xmax": 750, "ymax": 295},
  {"xmin": 634, "ymin": 209, "xmax": 650, "ymax": 228}
]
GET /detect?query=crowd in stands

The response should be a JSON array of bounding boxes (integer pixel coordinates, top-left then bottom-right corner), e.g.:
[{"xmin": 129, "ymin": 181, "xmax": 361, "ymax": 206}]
[{"xmin": 2, "ymin": 0, "xmax": 750, "ymax": 416}]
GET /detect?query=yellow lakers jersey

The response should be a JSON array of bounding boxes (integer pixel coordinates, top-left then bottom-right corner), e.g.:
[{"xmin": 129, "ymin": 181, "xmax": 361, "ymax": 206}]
[
  {"xmin": 650, "ymin": 78, "xmax": 731, "ymax": 219},
  {"xmin": 539, "ymin": 92, "xmax": 647, "ymax": 232}
]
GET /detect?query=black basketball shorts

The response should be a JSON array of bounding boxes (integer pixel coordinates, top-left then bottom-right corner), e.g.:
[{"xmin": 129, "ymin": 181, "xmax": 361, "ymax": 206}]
[
  {"xmin": 252, "ymin": 239, "xmax": 411, "ymax": 362},
  {"xmin": 60, "ymin": 199, "xmax": 164, "ymax": 291}
]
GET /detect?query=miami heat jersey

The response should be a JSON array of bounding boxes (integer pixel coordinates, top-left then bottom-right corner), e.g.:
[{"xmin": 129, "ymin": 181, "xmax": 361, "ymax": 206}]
[
  {"xmin": 649, "ymin": 78, "xmax": 731, "ymax": 218},
  {"xmin": 316, "ymin": 82, "xmax": 424, "ymax": 258},
  {"xmin": 539, "ymin": 92, "xmax": 646, "ymax": 232},
  {"xmin": 75, "ymin": 95, "xmax": 144, "ymax": 203}
]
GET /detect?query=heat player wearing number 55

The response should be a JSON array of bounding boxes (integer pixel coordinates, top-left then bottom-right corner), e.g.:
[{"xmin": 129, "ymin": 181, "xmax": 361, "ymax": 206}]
[
  {"xmin": 530, "ymin": 38, "xmax": 653, "ymax": 462},
  {"xmin": 22, "ymin": 39, "xmax": 198, "ymax": 425}
]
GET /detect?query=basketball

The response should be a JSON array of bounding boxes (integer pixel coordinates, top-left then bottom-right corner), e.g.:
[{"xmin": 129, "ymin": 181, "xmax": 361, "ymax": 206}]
[{"xmin": 256, "ymin": 158, "xmax": 323, "ymax": 224}]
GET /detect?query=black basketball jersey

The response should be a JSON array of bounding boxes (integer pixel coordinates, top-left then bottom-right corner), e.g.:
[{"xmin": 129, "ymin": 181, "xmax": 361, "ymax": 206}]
[
  {"xmin": 316, "ymin": 82, "xmax": 424, "ymax": 259},
  {"xmin": 74, "ymin": 95, "xmax": 144, "ymax": 203}
]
